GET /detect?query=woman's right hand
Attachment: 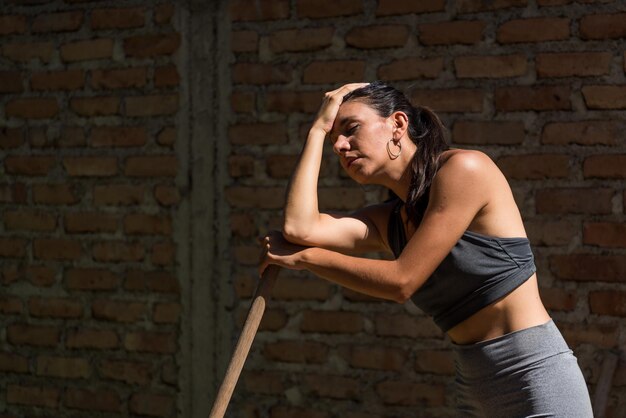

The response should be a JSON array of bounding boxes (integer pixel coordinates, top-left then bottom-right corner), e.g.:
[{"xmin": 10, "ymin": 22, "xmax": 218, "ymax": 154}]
[{"xmin": 311, "ymin": 83, "xmax": 369, "ymax": 135}]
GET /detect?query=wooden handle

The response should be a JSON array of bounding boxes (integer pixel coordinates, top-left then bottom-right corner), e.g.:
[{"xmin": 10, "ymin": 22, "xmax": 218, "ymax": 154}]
[{"xmin": 208, "ymin": 265, "xmax": 281, "ymax": 418}]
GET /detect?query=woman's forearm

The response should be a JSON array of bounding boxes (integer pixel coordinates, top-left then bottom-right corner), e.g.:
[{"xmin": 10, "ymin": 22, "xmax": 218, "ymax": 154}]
[
  {"xmin": 283, "ymin": 128, "xmax": 326, "ymax": 238},
  {"xmin": 301, "ymin": 246, "xmax": 407, "ymax": 303}
]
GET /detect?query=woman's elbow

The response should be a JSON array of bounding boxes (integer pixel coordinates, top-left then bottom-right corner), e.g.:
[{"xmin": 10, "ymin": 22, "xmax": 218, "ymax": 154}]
[
  {"xmin": 281, "ymin": 223, "xmax": 309, "ymax": 244},
  {"xmin": 393, "ymin": 276, "xmax": 416, "ymax": 304}
]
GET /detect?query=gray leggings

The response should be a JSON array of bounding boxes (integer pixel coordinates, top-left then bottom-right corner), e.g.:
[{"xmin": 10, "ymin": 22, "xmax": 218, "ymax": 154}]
[{"xmin": 453, "ymin": 320, "xmax": 593, "ymax": 418}]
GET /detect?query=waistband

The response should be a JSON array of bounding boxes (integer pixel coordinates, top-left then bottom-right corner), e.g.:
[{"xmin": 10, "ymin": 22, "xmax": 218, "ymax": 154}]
[{"xmin": 452, "ymin": 320, "xmax": 571, "ymax": 380}]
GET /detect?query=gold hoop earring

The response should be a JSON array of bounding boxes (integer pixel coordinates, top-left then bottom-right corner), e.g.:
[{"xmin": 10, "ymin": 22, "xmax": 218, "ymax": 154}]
[{"xmin": 387, "ymin": 138, "xmax": 401, "ymax": 160}]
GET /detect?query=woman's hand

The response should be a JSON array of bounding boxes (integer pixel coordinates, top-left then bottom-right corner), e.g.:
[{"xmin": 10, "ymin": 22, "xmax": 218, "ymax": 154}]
[
  {"xmin": 311, "ymin": 83, "xmax": 369, "ymax": 135},
  {"xmin": 258, "ymin": 230, "xmax": 309, "ymax": 277}
]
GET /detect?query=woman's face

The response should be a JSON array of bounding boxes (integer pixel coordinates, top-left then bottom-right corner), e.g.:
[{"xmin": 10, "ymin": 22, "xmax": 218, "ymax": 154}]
[{"xmin": 329, "ymin": 100, "xmax": 392, "ymax": 183}]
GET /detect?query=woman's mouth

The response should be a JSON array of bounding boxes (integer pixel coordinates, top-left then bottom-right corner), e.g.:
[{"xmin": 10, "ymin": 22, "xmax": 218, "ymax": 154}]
[{"xmin": 346, "ymin": 157, "xmax": 360, "ymax": 168}]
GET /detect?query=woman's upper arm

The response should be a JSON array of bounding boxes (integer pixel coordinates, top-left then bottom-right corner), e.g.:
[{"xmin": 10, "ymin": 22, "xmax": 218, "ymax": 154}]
[
  {"xmin": 282, "ymin": 202, "xmax": 393, "ymax": 254},
  {"xmin": 395, "ymin": 152, "xmax": 492, "ymax": 299}
]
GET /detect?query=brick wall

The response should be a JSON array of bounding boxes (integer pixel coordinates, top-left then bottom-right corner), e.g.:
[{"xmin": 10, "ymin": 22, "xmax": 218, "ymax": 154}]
[
  {"xmin": 227, "ymin": 0, "xmax": 626, "ymax": 417},
  {"xmin": 1, "ymin": 0, "xmax": 625, "ymax": 417},
  {"xmin": 0, "ymin": 1, "xmax": 182, "ymax": 417}
]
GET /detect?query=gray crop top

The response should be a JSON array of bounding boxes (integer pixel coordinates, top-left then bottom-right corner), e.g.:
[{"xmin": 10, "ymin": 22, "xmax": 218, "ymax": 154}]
[{"xmin": 388, "ymin": 199, "xmax": 536, "ymax": 332}]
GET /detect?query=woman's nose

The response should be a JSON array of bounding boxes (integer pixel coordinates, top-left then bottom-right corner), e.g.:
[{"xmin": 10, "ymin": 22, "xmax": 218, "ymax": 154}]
[{"xmin": 333, "ymin": 135, "xmax": 350, "ymax": 154}]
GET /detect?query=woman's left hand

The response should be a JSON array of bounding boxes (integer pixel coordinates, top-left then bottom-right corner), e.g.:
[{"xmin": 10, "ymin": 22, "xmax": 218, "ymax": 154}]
[{"xmin": 258, "ymin": 231, "xmax": 309, "ymax": 277}]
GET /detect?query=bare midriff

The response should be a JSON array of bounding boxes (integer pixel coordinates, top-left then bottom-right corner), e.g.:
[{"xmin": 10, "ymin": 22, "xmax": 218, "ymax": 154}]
[{"xmin": 446, "ymin": 273, "xmax": 551, "ymax": 345}]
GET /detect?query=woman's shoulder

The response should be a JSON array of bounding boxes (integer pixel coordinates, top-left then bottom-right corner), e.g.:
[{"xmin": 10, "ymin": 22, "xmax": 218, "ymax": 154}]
[{"xmin": 439, "ymin": 148, "xmax": 495, "ymax": 172}]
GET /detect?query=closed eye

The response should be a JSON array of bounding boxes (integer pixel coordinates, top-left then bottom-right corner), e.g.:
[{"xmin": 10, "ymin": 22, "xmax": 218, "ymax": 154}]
[{"xmin": 346, "ymin": 124, "xmax": 358, "ymax": 135}]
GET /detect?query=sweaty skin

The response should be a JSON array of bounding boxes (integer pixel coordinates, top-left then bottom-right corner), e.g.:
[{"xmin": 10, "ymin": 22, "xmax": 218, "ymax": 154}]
[{"xmin": 259, "ymin": 83, "xmax": 550, "ymax": 345}]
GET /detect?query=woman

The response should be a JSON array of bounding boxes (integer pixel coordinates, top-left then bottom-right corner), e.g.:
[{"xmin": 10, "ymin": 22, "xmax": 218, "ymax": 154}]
[{"xmin": 258, "ymin": 82, "xmax": 593, "ymax": 417}]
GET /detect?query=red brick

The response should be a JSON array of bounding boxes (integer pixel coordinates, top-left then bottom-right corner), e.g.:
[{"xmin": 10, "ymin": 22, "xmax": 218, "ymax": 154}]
[
  {"xmin": 155, "ymin": 4, "xmax": 174, "ymax": 24},
  {"xmin": 33, "ymin": 183, "xmax": 81, "ymax": 205},
  {"xmin": 376, "ymin": 380, "xmax": 445, "ymax": 406},
  {"xmin": 0, "ymin": 15, "xmax": 27, "ymax": 35},
  {"xmin": 300, "ymin": 310, "xmax": 363, "ymax": 333},
  {"xmin": 93, "ymin": 184, "xmax": 145, "ymax": 205},
  {"xmin": 0, "ymin": 238, "xmax": 27, "ymax": 258},
  {"xmin": 584, "ymin": 154, "xmax": 626, "ymax": 178},
  {"xmin": 582, "ymin": 86, "xmax": 626, "ymax": 110},
  {"xmin": 156, "ymin": 126, "xmax": 176, "ymax": 146},
  {"xmin": 346, "ymin": 24, "xmax": 410, "ymax": 49},
  {"xmin": 583, "ymin": 222, "xmax": 626, "ymax": 248},
  {"xmin": 540, "ymin": 287, "xmax": 577, "ymax": 311},
  {"xmin": 61, "ymin": 38, "xmax": 114, "ymax": 62},
  {"xmin": 341, "ymin": 345, "xmax": 407, "ymax": 370},
  {"xmin": 0, "ymin": 297, "xmax": 22, "ymax": 315},
  {"xmin": 580, "ymin": 13, "xmax": 626, "ymax": 40},
  {"xmin": 229, "ymin": 122, "xmax": 288, "ymax": 145},
  {"xmin": 232, "ymin": 30, "xmax": 258, "ymax": 52},
  {"xmin": 31, "ymin": 69, "xmax": 84, "ymax": 91},
  {"xmin": 0, "ymin": 71, "xmax": 23, "ymax": 93},
  {"xmin": 124, "ymin": 33, "xmax": 180, "ymax": 58},
  {"xmin": 124, "ymin": 213, "xmax": 172, "ymax": 235},
  {"xmin": 237, "ymin": 308, "xmax": 287, "ymax": 331},
  {"xmin": 537, "ymin": 52, "xmax": 611, "ymax": 77},
  {"xmin": 33, "ymin": 11, "xmax": 83, "ymax": 32},
  {"xmin": 233, "ymin": 63, "xmax": 291, "ymax": 85},
  {"xmin": 6, "ymin": 98, "xmax": 59, "ymax": 119},
  {"xmin": 70, "ymin": 96, "xmax": 120, "ymax": 116},
  {"xmin": 58, "ymin": 126, "xmax": 86, "ymax": 147},
  {"xmin": 303, "ymin": 374, "xmax": 360, "ymax": 399},
  {"xmin": 66, "ymin": 328, "xmax": 119, "ymax": 349},
  {"xmin": 243, "ymin": 370, "xmax": 285, "ymax": 395},
  {"xmin": 33, "ymin": 238, "xmax": 82, "ymax": 260},
  {"xmin": 90, "ymin": 126, "xmax": 147, "ymax": 148},
  {"xmin": 230, "ymin": 214, "xmax": 257, "ymax": 239},
  {"xmin": 99, "ymin": 360, "xmax": 152, "ymax": 385},
  {"xmin": 153, "ymin": 302, "xmax": 181, "ymax": 324},
  {"xmin": 226, "ymin": 186, "xmax": 284, "ymax": 209},
  {"xmin": 2, "ymin": 41, "xmax": 54, "ymax": 63},
  {"xmin": 525, "ymin": 220, "xmax": 577, "ymax": 246},
  {"xmin": 6, "ymin": 385, "xmax": 59, "ymax": 408},
  {"xmin": 303, "ymin": 60, "xmax": 366, "ymax": 84},
  {"xmin": 318, "ymin": 187, "xmax": 366, "ymax": 210},
  {"xmin": 452, "ymin": 121, "xmax": 525, "ymax": 145},
  {"xmin": 270, "ymin": 406, "xmax": 329, "ymax": 418},
  {"xmin": 7, "ymin": 324, "xmax": 59, "ymax": 347},
  {"xmin": 154, "ymin": 185, "xmax": 181, "ymax": 206},
  {"xmin": 269, "ymin": 27, "xmax": 334, "ymax": 53},
  {"xmin": 377, "ymin": 57, "xmax": 443, "ymax": 80},
  {"xmin": 497, "ymin": 154, "xmax": 569, "ymax": 179},
  {"xmin": 229, "ymin": 155, "xmax": 255, "ymax": 177},
  {"xmin": 297, "ymin": 0, "xmax": 362, "ymax": 18},
  {"xmin": 24, "ymin": 265, "xmax": 57, "ymax": 287},
  {"xmin": 63, "ymin": 156, "xmax": 117, "ymax": 176},
  {"xmin": 91, "ymin": 67, "xmax": 147, "ymax": 90},
  {"xmin": 272, "ymin": 275, "xmax": 331, "ymax": 300},
  {"xmin": 0, "ymin": 127, "xmax": 23, "ymax": 148},
  {"xmin": 4, "ymin": 156, "xmax": 55, "ymax": 176},
  {"xmin": 151, "ymin": 241, "xmax": 175, "ymax": 266},
  {"xmin": 154, "ymin": 65, "xmax": 179, "ymax": 87},
  {"xmin": 92, "ymin": 299, "xmax": 146, "ymax": 322},
  {"xmin": 0, "ymin": 351, "xmax": 28, "ymax": 373},
  {"xmin": 590, "ymin": 291, "xmax": 626, "ymax": 317},
  {"xmin": 497, "ymin": 18, "xmax": 570, "ymax": 43},
  {"xmin": 36, "ymin": 355, "xmax": 90, "ymax": 378},
  {"xmin": 0, "ymin": 182, "xmax": 27, "ymax": 204},
  {"xmin": 125, "ymin": 269, "xmax": 179, "ymax": 293},
  {"xmin": 4, "ymin": 210, "xmax": 56, "ymax": 232},
  {"xmin": 495, "ymin": 85, "xmax": 570, "ymax": 111},
  {"xmin": 92, "ymin": 241, "xmax": 145, "ymax": 262},
  {"xmin": 125, "ymin": 156, "xmax": 178, "ymax": 177},
  {"xmin": 377, "ymin": 0, "xmax": 445, "ymax": 15},
  {"xmin": 64, "ymin": 212, "xmax": 117, "ymax": 233},
  {"xmin": 411, "ymin": 88, "xmax": 484, "ymax": 112},
  {"xmin": 267, "ymin": 153, "xmax": 331, "ymax": 179},
  {"xmin": 414, "ymin": 350, "xmax": 455, "ymax": 375},
  {"xmin": 65, "ymin": 268, "xmax": 120, "ymax": 290},
  {"xmin": 65, "ymin": 388, "xmax": 121, "ymax": 412},
  {"xmin": 375, "ymin": 313, "xmax": 443, "ymax": 338},
  {"xmin": 125, "ymin": 94, "xmax": 178, "ymax": 116},
  {"xmin": 541, "ymin": 121, "xmax": 619, "ymax": 145},
  {"xmin": 266, "ymin": 90, "xmax": 322, "ymax": 113},
  {"xmin": 536, "ymin": 188, "xmax": 613, "ymax": 214},
  {"xmin": 233, "ymin": 244, "xmax": 259, "ymax": 265},
  {"xmin": 91, "ymin": 7, "xmax": 145, "ymax": 29},
  {"xmin": 29, "ymin": 297, "xmax": 83, "ymax": 318},
  {"xmin": 455, "ymin": 54, "xmax": 527, "ymax": 78},
  {"xmin": 550, "ymin": 254, "xmax": 626, "ymax": 282},
  {"xmin": 125, "ymin": 332, "xmax": 177, "ymax": 353},
  {"xmin": 457, "ymin": 0, "xmax": 527, "ymax": 13},
  {"xmin": 263, "ymin": 340, "xmax": 328, "ymax": 363},
  {"xmin": 230, "ymin": 0, "xmax": 289, "ymax": 21},
  {"xmin": 559, "ymin": 322, "xmax": 618, "ymax": 348},
  {"xmin": 419, "ymin": 20, "xmax": 486, "ymax": 45}
]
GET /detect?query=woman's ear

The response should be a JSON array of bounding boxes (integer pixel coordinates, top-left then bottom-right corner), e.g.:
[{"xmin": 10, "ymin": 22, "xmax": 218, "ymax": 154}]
[{"xmin": 390, "ymin": 111, "xmax": 409, "ymax": 139}]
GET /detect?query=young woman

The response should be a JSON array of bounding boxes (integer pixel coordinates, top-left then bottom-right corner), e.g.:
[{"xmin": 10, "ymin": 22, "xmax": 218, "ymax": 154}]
[{"xmin": 258, "ymin": 82, "xmax": 593, "ymax": 417}]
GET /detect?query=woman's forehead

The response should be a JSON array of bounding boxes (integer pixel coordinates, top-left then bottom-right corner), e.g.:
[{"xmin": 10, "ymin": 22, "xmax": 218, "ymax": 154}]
[{"xmin": 337, "ymin": 100, "xmax": 378, "ymax": 119}]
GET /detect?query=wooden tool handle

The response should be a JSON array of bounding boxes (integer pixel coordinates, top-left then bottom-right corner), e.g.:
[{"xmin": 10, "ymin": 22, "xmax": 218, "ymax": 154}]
[{"xmin": 208, "ymin": 265, "xmax": 281, "ymax": 418}]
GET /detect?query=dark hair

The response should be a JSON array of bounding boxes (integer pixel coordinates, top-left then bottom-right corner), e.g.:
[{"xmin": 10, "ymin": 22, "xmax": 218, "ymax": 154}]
[{"xmin": 342, "ymin": 81, "xmax": 449, "ymax": 226}]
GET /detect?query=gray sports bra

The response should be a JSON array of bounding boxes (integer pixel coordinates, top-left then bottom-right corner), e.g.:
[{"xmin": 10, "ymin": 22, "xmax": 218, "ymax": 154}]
[{"xmin": 388, "ymin": 199, "xmax": 536, "ymax": 332}]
